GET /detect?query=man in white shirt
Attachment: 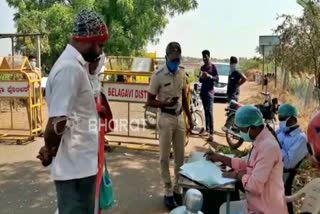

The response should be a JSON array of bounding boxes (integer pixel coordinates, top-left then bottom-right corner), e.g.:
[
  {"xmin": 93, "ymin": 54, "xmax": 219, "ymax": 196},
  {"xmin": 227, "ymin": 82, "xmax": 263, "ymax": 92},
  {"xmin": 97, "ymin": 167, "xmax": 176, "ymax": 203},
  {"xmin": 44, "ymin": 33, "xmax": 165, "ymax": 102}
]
[{"xmin": 36, "ymin": 10, "xmax": 109, "ymax": 214}]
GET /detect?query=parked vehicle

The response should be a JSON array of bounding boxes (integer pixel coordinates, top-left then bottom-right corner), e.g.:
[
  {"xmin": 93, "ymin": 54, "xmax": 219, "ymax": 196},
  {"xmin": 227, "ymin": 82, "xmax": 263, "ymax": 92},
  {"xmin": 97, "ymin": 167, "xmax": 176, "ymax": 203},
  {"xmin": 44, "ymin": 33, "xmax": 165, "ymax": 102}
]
[
  {"xmin": 214, "ymin": 63, "xmax": 230, "ymax": 101},
  {"xmin": 222, "ymin": 92, "xmax": 279, "ymax": 149}
]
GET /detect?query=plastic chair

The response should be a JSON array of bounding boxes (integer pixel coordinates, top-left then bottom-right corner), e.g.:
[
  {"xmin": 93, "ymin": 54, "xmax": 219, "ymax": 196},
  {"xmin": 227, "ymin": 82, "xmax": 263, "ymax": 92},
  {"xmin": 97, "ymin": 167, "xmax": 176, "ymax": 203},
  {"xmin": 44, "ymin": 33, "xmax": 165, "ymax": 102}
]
[
  {"xmin": 219, "ymin": 200, "xmax": 248, "ymax": 214},
  {"xmin": 286, "ymin": 178, "xmax": 320, "ymax": 214}
]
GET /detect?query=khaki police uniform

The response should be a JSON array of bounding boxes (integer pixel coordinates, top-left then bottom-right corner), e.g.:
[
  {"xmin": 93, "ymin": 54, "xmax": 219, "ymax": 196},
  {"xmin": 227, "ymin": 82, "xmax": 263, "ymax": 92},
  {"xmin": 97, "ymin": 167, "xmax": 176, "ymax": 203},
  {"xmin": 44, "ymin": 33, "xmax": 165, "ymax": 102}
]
[{"xmin": 149, "ymin": 65, "xmax": 186, "ymax": 196}]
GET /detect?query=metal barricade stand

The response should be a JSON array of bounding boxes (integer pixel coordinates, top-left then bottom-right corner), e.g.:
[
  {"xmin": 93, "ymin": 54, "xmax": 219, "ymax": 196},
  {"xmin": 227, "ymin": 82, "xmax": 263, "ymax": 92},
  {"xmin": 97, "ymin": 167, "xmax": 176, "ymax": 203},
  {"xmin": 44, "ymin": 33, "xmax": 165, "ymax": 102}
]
[
  {"xmin": 0, "ymin": 56, "xmax": 43, "ymax": 144},
  {"xmin": 99, "ymin": 56, "xmax": 190, "ymax": 152},
  {"xmin": 100, "ymin": 69, "xmax": 160, "ymax": 152}
]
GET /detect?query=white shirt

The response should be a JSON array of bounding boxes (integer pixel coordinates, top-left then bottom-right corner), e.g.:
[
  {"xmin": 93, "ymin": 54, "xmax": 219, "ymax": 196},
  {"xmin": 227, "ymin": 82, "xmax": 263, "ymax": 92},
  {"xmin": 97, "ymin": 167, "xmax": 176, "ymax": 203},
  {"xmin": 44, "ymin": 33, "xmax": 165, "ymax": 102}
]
[{"xmin": 46, "ymin": 44, "xmax": 99, "ymax": 181}]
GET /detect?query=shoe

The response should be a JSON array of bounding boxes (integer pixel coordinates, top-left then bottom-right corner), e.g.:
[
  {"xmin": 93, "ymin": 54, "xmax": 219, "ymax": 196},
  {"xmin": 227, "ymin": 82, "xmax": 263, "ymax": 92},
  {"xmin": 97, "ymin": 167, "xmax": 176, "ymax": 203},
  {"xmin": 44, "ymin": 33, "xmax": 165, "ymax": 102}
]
[
  {"xmin": 164, "ymin": 195, "xmax": 178, "ymax": 210},
  {"xmin": 173, "ymin": 192, "xmax": 183, "ymax": 206},
  {"xmin": 200, "ymin": 131, "xmax": 209, "ymax": 136},
  {"xmin": 207, "ymin": 135, "xmax": 214, "ymax": 142}
]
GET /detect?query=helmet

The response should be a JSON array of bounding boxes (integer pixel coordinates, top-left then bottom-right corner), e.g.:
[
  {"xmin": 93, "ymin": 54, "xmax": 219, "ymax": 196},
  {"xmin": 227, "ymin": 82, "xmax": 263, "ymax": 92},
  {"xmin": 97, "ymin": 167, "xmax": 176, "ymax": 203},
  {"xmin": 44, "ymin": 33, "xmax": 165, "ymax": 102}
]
[
  {"xmin": 307, "ymin": 112, "xmax": 320, "ymax": 163},
  {"xmin": 169, "ymin": 189, "xmax": 203, "ymax": 214},
  {"xmin": 184, "ymin": 189, "xmax": 203, "ymax": 213}
]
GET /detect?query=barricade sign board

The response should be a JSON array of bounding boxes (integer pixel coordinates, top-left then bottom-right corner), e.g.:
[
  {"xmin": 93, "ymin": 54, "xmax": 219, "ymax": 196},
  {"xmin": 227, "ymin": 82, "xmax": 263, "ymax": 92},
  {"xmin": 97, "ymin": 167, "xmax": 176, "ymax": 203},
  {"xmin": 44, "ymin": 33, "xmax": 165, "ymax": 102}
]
[
  {"xmin": 103, "ymin": 83, "xmax": 149, "ymax": 103},
  {"xmin": 0, "ymin": 82, "xmax": 29, "ymax": 97}
]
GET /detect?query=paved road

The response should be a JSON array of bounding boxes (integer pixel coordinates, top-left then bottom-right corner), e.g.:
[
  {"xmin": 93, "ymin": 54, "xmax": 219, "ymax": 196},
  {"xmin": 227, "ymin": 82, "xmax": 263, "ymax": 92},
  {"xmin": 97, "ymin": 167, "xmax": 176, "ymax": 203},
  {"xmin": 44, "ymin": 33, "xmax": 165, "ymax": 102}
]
[{"xmin": 0, "ymin": 82, "xmax": 258, "ymax": 214}]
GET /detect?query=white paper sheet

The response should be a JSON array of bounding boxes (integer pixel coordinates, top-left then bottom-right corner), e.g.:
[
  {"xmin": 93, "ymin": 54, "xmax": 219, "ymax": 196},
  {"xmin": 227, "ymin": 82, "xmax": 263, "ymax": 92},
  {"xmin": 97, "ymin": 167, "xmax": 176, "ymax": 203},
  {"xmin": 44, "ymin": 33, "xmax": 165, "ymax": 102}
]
[{"xmin": 180, "ymin": 154, "xmax": 236, "ymax": 188}]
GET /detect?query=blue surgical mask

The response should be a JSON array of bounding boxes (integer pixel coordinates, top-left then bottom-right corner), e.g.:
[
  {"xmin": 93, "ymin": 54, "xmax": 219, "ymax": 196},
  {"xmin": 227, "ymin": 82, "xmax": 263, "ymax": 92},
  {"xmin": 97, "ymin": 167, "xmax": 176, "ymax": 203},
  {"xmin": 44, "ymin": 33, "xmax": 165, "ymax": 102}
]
[
  {"xmin": 167, "ymin": 62, "xmax": 180, "ymax": 74},
  {"xmin": 279, "ymin": 121, "xmax": 287, "ymax": 132},
  {"xmin": 240, "ymin": 128, "xmax": 253, "ymax": 142},
  {"xmin": 279, "ymin": 118, "xmax": 297, "ymax": 133}
]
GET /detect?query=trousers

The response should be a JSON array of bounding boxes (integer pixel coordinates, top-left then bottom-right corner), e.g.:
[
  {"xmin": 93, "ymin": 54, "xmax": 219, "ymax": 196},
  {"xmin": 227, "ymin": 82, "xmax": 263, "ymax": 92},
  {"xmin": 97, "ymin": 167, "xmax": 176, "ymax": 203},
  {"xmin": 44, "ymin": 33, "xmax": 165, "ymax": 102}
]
[{"xmin": 158, "ymin": 113, "xmax": 185, "ymax": 196}]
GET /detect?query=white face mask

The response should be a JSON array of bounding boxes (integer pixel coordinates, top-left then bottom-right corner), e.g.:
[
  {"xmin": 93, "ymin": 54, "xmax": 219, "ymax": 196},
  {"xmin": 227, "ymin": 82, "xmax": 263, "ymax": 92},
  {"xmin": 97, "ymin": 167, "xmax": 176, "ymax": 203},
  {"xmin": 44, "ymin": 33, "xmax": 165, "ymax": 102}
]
[
  {"xmin": 30, "ymin": 61, "xmax": 36, "ymax": 68},
  {"xmin": 230, "ymin": 63, "xmax": 237, "ymax": 71},
  {"xmin": 91, "ymin": 53, "xmax": 107, "ymax": 75}
]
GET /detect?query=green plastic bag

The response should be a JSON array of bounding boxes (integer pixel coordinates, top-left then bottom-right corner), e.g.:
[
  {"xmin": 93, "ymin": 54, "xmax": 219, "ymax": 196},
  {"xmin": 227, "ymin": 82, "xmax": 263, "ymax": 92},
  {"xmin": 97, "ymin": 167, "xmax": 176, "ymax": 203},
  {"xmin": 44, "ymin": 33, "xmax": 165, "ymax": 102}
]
[{"xmin": 99, "ymin": 164, "xmax": 114, "ymax": 210}]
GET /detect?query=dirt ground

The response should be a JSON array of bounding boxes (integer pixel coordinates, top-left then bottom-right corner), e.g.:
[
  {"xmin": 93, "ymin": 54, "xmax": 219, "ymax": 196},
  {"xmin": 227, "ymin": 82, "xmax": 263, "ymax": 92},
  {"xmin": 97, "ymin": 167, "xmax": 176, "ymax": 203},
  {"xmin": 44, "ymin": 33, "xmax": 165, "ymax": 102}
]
[{"xmin": 0, "ymin": 82, "xmax": 259, "ymax": 214}]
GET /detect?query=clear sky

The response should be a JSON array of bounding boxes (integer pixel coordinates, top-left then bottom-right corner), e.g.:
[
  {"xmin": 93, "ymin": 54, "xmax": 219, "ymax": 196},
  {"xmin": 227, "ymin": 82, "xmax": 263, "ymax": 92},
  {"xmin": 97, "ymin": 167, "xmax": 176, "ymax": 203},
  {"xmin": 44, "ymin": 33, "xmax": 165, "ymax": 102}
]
[
  {"xmin": 0, "ymin": 0, "xmax": 16, "ymax": 56},
  {"xmin": 0, "ymin": 0, "xmax": 303, "ymax": 58}
]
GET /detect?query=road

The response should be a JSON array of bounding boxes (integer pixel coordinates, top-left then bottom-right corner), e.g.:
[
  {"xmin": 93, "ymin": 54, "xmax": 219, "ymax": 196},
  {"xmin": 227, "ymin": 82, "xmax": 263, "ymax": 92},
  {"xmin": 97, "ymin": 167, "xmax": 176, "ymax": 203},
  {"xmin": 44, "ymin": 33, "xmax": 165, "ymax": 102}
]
[{"xmin": 0, "ymin": 82, "xmax": 259, "ymax": 214}]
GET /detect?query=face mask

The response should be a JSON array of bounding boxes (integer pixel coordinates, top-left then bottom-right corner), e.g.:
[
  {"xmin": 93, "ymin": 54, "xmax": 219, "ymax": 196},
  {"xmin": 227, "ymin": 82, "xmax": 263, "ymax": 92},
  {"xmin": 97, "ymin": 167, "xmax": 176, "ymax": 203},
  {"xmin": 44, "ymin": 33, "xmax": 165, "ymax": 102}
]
[
  {"xmin": 82, "ymin": 44, "xmax": 101, "ymax": 63},
  {"xmin": 167, "ymin": 61, "xmax": 180, "ymax": 74},
  {"xmin": 240, "ymin": 128, "xmax": 253, "ymax": 142},
  {"xmin": 230, "ymin": 63, "xmax": 237, "ymax": 71},
  {"xmin": 92, "ymin": 53, "xmax": 106, "ymax": 75},
  {"xmin": 30, "ymin": 61, "xmax": 36, "ymax": 68},
  {"xmin": 280, "ymin": 118, "xmax": 298, "ymax": 133},
  {"xmin": 279, "ymin": 121, "xmax": 287, "ymax": 132}
]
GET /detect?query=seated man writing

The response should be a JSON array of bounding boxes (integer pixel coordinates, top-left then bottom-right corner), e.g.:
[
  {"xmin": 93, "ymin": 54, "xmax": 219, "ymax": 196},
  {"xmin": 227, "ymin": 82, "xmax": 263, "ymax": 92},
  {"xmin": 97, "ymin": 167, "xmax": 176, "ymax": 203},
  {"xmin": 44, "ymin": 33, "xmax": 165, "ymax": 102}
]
[
  {"xmin": 206, "ymin": 105, "xmax": 288, "ymax": 214},
  {"xmin": 277, "ymin": 104, "xmax": 308, "ymax": 173}
]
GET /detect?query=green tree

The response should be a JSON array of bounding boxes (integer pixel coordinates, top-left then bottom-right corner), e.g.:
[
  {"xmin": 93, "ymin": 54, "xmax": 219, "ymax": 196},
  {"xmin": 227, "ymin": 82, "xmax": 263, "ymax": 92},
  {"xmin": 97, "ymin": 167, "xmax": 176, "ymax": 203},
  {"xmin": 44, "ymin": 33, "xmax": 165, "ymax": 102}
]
[
  {"xmin": 6, "ymin": 0, "xmax": 198, "ymax": 69},
  {"xmin": 274, "ymin": 2, "xmax": 320, "ymax": 89},
  {"xmin": 239, "ymin": 58, "xmax": 262, "ymax": 73}
]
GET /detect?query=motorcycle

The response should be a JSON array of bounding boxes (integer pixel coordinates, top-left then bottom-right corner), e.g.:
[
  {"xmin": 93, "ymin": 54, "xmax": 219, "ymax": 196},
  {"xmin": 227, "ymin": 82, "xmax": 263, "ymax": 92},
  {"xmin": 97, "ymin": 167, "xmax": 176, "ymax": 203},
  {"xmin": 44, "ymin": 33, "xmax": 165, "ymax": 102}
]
[
  {"xmin": 144, "ymin": 83, "xmax": 204, "ymax": 135},
  {"xmin": 223, "ymin": 92, "xmax": 279, "ymax": 149}
]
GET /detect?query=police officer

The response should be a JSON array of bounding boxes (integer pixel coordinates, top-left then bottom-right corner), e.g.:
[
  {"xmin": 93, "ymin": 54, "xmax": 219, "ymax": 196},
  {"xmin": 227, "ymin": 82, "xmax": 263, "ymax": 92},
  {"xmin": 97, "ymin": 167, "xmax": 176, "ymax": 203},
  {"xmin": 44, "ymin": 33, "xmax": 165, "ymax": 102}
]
[{"xmin": 147, "ymin": 42, "xmax": 193, "ymax": 210}]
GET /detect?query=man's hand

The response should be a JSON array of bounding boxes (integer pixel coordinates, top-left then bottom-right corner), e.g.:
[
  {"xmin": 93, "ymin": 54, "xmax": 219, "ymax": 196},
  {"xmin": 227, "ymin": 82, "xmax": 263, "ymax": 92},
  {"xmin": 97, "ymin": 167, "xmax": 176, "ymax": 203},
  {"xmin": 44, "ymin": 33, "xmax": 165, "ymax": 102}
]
[
  {"xmin": 188, "ymin": 118, "xmax": 194, "ymax": 130},
  {"xmin": 186, "ymin": 117, "xmax": 194, "ymax": 135},
  {"xmin": 204, "ymin": 150, "xmax": 221, "ymax": 163},
  {"xmin": 36, "ymin": 146, "xmax": 53, "ymax": 167},
  {"xmin": 212, "ymin": 75, "xmax": 219, "ymax": 81},
  {"xmin": 201, "ymin": 72, "xmax": 208, "ymax": 79},
  {"xmin": 162, "ymin": 97, "xmax": 178, "ymax": 108}
]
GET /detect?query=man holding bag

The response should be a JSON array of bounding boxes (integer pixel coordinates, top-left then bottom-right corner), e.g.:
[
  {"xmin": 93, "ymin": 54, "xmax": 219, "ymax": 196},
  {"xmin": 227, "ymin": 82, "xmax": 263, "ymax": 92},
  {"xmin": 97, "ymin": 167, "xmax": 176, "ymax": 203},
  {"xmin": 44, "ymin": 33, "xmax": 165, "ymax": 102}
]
[{"xmin": 37, "ymin": 10, "xmax": 109, "ymax": 214}]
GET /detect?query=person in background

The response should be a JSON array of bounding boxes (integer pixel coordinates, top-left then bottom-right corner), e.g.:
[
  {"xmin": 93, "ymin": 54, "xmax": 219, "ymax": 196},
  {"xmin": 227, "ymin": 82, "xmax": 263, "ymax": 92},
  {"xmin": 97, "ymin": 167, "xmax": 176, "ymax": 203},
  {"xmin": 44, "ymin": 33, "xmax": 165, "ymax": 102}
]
[
  {"xmin": 263, "ymin": 74, "xmax": 268, "ymax": 92},
  {"xmin": 199, "ymin": 50, "xmax": 218, "ymax": 142},
  {"xmin": 29, "ymin": 55, "xmax": 37, "ymax": 69},
  {"xmin": 36, "ymin": 10, "xmax": 109, "ymax": 214},
  {"xmin": 227, "ymin": 56, "xmax": 247, "ymax": 102},
  {"xmin": 206, "ymin": 105, "xmax": 288, "ymax": 214},
  {"xmin": 277, "ymin": 104, "xmax": 308, "ymax": 174},
  {"xmin": 24, "ymin": 55, "xmax": 42, "ymax": 134},
  {"xmin": 147, "ymin": 42, "xmax": 193, "ymax": 210}
]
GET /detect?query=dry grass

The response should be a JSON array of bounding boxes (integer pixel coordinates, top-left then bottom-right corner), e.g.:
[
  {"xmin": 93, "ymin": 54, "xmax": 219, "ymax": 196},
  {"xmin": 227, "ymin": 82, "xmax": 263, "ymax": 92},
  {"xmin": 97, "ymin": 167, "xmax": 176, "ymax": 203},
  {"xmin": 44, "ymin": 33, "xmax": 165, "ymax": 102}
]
[
  {"xmin": 269, "ymin": 82, "xmax": 318, "ymax": 131},
  {"xmin": 245, "ymin": 69, "xmax": 261, "ymax": 82}
]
